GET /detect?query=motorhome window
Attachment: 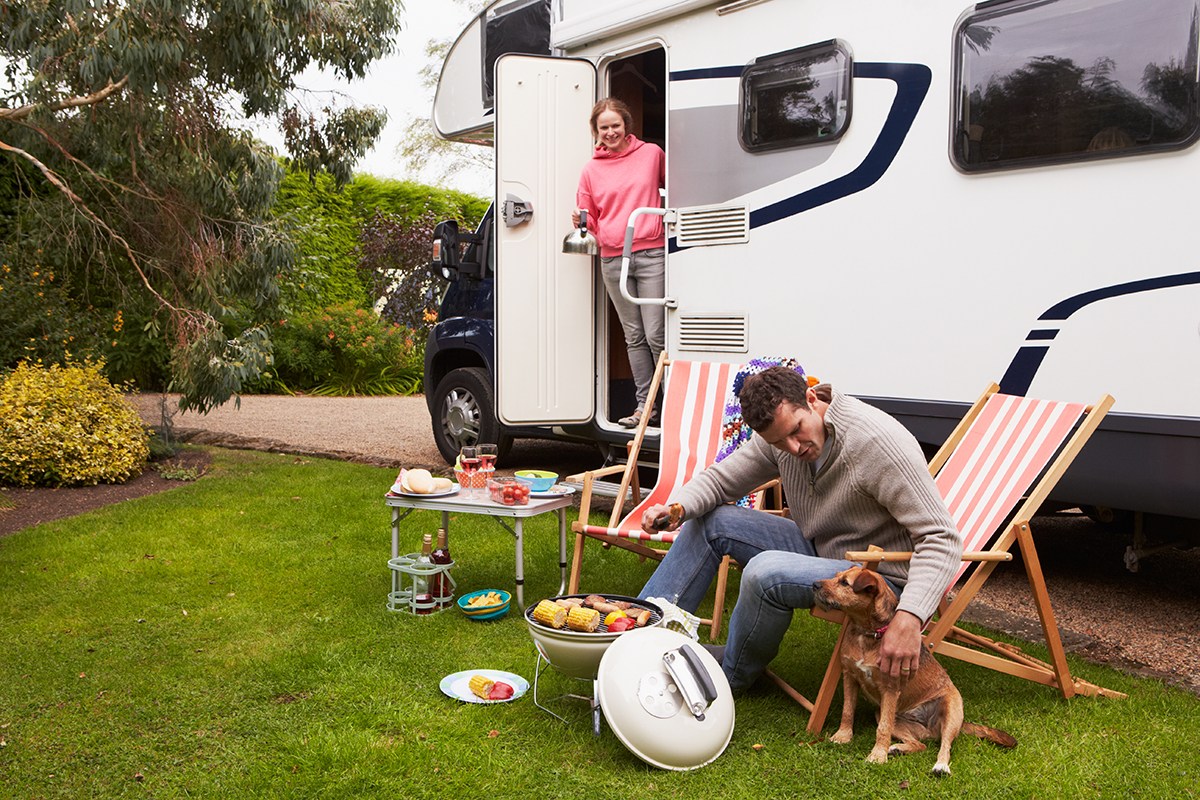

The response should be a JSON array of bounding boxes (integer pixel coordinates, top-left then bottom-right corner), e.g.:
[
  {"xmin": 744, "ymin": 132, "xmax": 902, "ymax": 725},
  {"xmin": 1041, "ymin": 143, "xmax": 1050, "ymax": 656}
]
[
  {"xmin": 740, "ymin": 41, "xmax": 851, "ymax": 153},
  {"xmin": 482, "ymin": 0, "xmax": 552, "ymax": 108},
  {"xmin": 953, "ymin": 0, "xmax": 1200, "ymax": 171}
]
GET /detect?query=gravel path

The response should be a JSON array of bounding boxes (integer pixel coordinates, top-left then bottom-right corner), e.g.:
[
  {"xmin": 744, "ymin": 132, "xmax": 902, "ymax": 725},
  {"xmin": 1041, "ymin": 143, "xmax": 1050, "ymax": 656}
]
[{"xmin": 129, "ymin": 392, "xmax": 1200, "ymax": 697}]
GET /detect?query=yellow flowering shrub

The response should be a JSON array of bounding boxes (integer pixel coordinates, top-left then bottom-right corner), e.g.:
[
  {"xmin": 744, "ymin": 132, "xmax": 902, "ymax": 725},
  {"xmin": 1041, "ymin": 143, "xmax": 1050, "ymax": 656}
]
[{"xmin": 0, "ymin": 361, "xmax": 149, "ymax": 487}]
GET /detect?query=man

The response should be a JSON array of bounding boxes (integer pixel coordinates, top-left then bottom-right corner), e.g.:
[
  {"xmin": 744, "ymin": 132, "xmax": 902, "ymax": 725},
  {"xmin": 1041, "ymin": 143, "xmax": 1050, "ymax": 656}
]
[{"xmin": 638, "ymin": 366, "xmax": 962, "ymax": 691}]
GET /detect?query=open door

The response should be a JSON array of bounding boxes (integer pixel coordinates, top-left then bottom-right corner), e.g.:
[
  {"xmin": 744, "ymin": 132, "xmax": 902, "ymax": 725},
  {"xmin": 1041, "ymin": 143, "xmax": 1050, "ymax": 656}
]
[{"xmin": 494, "ymin": 54, "xmax": 596, "ymax": 426}]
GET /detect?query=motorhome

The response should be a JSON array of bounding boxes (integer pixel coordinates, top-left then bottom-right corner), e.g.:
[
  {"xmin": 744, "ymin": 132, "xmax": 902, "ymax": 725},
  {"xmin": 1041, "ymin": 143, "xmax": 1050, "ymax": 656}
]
[{"xmin": 423, "ymin": 0, "xmax": 1200, "ymax": 532}]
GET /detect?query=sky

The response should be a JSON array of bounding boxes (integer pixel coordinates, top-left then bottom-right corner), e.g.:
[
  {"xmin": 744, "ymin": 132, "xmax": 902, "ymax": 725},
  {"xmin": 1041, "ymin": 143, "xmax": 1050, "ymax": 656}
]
[{"xmin": 252, "ymin": 0, "xmax": 491, "ymax": 196}]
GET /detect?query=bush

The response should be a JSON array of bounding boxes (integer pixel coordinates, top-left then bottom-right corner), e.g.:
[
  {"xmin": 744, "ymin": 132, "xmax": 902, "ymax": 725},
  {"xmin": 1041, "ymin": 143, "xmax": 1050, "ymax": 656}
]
[
  {"xmin": 0, "ymin": 361, "xmax": 150, "ymax": 487},
  {"xmin": 269, "ymin": 303, "xmax": 422, "ymax": 396}
]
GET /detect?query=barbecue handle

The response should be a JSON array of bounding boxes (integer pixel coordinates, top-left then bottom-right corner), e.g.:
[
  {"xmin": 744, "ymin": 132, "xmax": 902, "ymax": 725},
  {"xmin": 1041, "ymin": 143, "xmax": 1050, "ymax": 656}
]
[{"xmin": 679, "ymin": 644, "xmax": 719, "ymax": 705}]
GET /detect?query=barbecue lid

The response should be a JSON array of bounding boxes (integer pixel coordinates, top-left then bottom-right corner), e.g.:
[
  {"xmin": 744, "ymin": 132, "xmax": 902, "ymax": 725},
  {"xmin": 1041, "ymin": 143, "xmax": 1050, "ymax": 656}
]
[{"xmin": 596, "ymin": 627, "xmax": 734, "ymax": 771}]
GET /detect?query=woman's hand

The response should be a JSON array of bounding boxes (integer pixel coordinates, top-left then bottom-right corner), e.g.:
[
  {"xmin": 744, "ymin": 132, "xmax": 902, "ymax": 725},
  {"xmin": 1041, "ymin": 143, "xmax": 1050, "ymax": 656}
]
[{"xmin": 571, "ymin": 208, "xmax": 582, "ymax": 228}]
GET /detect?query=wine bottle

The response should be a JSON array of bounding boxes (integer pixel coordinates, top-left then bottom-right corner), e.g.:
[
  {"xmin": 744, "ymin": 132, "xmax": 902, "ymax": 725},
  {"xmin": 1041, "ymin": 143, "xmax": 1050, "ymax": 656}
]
[
  {"xmin": 413, "ymin": 533, "xmax": 434, "ymax": 614},
  {"xmin": 431, "ymin": 528, "xmax": 453, "ymax": 608}
]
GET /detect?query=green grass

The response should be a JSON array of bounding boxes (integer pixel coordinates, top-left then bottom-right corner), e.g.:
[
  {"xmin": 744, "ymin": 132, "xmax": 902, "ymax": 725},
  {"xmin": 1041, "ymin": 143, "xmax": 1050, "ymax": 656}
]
[{"xmin": 1, "ymin": 448, "xmax": 1197, "ymax": 799}]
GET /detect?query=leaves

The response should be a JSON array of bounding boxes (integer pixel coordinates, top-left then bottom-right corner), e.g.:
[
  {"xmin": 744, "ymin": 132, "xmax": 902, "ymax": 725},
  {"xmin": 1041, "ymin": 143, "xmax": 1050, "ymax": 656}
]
[{"xmin": 0, "ymin": 0, "xmax": 404, "ymax": 411}]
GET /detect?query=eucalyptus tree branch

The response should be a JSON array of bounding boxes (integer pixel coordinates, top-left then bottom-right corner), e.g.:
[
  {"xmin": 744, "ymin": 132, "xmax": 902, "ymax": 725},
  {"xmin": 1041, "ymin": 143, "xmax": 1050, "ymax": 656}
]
[{"xmin": 0, "ymin": 76, "xmax": 129, "ymax": 122}]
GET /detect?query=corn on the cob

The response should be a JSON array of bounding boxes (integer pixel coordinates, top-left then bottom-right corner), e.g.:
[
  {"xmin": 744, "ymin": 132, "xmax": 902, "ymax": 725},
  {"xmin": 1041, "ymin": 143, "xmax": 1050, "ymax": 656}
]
[
  {"xmin": 532, "ymin": 599, "xmax": 567, "ymax": 628},
  {"xmin": 603, "ymin": 610, "xmax": 627, "ymax": 626},
  {"xmin": 566, "ymin": 606, "xmax": 601, "ymax": 632},
  {"xmin": 468, "ymin": 674, "xmax": 494, "ymax": 699}
]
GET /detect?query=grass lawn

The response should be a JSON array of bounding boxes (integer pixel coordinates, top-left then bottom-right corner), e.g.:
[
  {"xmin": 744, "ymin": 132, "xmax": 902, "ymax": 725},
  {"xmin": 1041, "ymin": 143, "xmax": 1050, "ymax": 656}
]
[{"xmin": 1, "ymin": 448, "xmax": 1197, "ymax": 799}]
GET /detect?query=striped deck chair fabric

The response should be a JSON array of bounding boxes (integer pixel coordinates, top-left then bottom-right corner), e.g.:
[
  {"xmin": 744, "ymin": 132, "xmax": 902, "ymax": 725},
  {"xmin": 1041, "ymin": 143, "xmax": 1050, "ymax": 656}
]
[
  {"xmin": 934, "ymin": 392, "xmax": 1086, "ymax": 588},
  {"xmin": 578, "ymin": 359, "xmax": 737, "ymax": 546}
]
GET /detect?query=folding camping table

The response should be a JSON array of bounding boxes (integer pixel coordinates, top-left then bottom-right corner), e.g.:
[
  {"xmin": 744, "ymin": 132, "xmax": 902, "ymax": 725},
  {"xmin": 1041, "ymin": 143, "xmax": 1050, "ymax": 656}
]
[{"xmin": 384, "ymin": 490, "xmax": 572, "ymax": 611}]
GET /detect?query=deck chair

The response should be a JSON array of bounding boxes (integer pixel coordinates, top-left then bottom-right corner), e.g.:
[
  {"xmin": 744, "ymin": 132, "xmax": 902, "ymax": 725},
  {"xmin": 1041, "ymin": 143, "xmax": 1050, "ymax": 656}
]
[
  {"xmin": 566, "ymin": 354, "xmax": 783, "ymax": 638},
  {"xmin": 767, "ymin": 383, "xmax": 1125, "ymax": 735}
]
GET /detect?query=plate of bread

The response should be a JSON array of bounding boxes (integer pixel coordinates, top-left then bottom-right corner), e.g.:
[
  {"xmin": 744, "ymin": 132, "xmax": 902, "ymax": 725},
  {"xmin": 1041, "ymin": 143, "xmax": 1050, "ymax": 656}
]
[{"xmin": 390, "ymin": 468, "xmax": 458, "ymax": 497}]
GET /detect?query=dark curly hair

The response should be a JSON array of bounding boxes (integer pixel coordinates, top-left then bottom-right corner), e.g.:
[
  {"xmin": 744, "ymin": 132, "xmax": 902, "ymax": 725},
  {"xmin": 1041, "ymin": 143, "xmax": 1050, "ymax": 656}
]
[{"xmin": 740, "ymin": 366, "xmax": 812, "ymax": 432}]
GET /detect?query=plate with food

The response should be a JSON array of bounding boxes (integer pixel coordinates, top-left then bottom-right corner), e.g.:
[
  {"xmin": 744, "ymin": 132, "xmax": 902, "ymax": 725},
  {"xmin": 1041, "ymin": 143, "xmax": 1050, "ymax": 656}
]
[
  {"xmin": 389, "ymin": 468, "xmax": 458, "ymax": 497},
  {"xmin": 440, "ymin": 669, "xmax": 529, "ymax": 704},
  {"xmin": 389, "ymin": 484, "xmax": 460, "ymax": 498},
  {"xmin": 528, "ymin": 484, "xmax": 577, "ymax": 499}
]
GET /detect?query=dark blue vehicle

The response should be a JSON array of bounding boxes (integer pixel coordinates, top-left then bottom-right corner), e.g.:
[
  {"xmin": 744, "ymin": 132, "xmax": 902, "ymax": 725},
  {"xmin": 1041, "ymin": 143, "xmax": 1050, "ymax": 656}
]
[{"xmin": 425, "ymin": 207, "xmax": 645, "ymax": 466}]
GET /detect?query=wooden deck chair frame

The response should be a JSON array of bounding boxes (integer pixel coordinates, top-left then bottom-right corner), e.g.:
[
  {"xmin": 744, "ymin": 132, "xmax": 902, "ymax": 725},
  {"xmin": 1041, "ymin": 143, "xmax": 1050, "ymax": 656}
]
[
  {"xmin": 767, "ymin": 383, "xmax": 1125, "ymax": 735},
  {"xmin": 566, "ymin": 353, "xmax": 781, "ymax": 639}
]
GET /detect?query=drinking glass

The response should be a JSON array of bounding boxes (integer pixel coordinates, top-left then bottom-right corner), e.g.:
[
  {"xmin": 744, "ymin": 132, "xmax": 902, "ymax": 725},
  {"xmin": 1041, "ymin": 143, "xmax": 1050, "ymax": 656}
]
[
  {"xmin": 478, "ymin": 443, "xmax": 498, "ymax": 475},
  {"xmin": 458, "ymin": 446, "xmax": 480, "ymax": 497}
]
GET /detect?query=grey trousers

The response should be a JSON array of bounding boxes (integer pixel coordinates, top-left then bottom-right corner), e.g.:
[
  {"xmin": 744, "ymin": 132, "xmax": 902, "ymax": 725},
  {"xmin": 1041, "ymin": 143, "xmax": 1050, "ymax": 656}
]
[{"xmin": 600, "ymin": 248, "xmax": 665, "ymax": 410}]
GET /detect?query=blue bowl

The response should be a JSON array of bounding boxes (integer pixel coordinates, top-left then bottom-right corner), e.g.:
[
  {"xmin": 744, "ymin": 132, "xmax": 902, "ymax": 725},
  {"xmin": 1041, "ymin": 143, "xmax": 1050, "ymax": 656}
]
[
  {"xmin": 458, "ymin": 589, "xmax": 512, "ymax": 621},
  {"xmin": 514, "ymin": 470, "xmax": 558, "ymax": 493}
]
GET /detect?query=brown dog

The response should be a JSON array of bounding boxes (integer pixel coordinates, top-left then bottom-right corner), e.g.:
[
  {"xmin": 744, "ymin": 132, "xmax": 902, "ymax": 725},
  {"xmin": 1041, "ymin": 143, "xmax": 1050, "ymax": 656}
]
[{"xmin": 812, "ymin": 565, "xmax": 1016, "ymax": 776}]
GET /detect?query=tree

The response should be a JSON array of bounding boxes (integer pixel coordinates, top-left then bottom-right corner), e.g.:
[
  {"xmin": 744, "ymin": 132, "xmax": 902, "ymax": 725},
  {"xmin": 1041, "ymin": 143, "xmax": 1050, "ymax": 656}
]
[
  {"xmin": 0, "ymin": 0, "xmax": 402, "ymax": 412},
  {"xmin": 396, "ymin": 0, "xmax": 494, "ymax": 194}
]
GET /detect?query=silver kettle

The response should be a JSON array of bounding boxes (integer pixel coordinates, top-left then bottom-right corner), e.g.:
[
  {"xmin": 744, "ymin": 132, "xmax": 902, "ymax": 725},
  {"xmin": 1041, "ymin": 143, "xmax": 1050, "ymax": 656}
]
[{"xmin": 562, "ymin": 209, "xmax": 599, "ymax": 255}]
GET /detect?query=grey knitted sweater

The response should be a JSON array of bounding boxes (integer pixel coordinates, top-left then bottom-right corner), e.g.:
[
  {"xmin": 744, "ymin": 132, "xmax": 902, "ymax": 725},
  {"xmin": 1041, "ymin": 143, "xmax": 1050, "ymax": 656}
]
[{"xmin": 675, "ymin": 387, "xmax": 963, "ymax": 622}]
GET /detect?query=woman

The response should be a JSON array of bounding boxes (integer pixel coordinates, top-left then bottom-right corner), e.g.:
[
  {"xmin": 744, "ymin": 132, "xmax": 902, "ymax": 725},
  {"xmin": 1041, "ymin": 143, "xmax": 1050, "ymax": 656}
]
[{"xmin": 573, "ymin": 97, "xmax": 666, "ymax": 428}]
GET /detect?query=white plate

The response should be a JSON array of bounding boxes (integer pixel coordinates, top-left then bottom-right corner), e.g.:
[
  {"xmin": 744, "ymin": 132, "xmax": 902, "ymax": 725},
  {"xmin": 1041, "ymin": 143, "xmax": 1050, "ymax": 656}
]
[
  {"xmin": 389, "ymin": 483, "xmax": 460, "ymax": 498},
  {"xmin": 529, "ymin": 485, "xmax": 577, "ymax": 498},
  {"xmin": 440, "ymin": 669, "xmax": 529, "ymax": 704}
]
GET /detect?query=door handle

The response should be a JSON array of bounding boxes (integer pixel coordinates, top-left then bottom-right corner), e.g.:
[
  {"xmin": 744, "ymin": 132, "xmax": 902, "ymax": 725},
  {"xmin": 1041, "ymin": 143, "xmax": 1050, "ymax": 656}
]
[{"xmin": 619, "ymin": 207, "xmax": 676, "ymax": 308}]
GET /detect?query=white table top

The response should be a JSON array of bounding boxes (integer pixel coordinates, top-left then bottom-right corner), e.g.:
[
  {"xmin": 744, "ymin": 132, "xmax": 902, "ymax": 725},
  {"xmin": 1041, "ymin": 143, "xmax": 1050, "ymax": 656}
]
[{"xmin": 384, "ymin": 489, "xmax": 573, "ymax": 517}]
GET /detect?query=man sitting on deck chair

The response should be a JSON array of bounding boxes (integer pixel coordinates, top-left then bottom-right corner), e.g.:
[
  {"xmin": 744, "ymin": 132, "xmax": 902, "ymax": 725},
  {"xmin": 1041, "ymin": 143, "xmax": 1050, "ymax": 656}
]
[{"xmin": 638, "ymin": 365, "xmax": 963, "ymax": 692}]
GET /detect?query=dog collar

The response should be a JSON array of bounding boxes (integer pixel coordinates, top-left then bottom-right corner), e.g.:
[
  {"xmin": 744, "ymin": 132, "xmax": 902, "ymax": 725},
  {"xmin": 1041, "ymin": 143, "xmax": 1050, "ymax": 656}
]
[{"xmin": 872, "ymin": 625, "xmax": 888, "ymax": 640}]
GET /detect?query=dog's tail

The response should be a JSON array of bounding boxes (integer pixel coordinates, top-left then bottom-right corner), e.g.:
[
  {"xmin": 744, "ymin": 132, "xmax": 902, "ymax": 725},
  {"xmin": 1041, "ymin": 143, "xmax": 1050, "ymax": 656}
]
[{"xmin": 961, "ymin": 722, "xmax": 1017, "ymax": 748}]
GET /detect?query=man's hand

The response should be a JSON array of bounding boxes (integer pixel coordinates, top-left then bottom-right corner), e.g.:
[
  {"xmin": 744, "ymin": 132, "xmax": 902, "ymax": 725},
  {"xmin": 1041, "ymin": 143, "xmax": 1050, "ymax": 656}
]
[
  {"xmin": 879, "ymin": 610, "xmax": 923, "ymax": 682},
  {"xmin": 640, "ymin": 503, "xmax": 683, "ymax": 534}
]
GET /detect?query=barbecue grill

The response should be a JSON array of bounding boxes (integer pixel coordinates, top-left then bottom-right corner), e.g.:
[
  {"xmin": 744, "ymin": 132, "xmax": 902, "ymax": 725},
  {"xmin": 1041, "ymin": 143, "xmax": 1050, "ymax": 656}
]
[
  {"xmin": 525, "ymin": 594, "xmax": 664, "ymax": 731},
  {"xmin": 524, "ymin": 594, "xmax": 734, "ymax": 770}
]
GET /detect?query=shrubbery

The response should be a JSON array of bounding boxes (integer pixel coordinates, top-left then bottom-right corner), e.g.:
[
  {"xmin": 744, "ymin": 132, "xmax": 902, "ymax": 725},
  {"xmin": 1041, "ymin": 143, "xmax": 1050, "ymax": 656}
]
[
  {"xmin": 0, "ymin": 361, "xmax": 150, "ymax": 487},
  {"xmin": 268, "ymin": 303, "xmax": 423, "ymax": 396}
]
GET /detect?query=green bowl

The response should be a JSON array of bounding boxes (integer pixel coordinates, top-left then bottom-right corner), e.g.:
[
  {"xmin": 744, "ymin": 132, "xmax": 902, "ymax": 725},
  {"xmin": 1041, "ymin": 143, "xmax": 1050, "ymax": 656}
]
[
  {"xmin": 514, "ymin": 469, "xmax": 558, "ymax": 492},
  {"xmin": 458, "ymin": 589, "xmax": 512, "ymax": 621}
]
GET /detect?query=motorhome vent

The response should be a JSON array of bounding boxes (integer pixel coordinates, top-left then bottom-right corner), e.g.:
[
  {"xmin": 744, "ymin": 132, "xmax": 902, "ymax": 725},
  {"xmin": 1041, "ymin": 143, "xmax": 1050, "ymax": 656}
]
[
  {"xmin": 678, "ymin": 314, "xmax": 749, "ymax": 353},
  {"xmin": 674, "ymin": 204, "xmax": 750, "ymax": 248}
]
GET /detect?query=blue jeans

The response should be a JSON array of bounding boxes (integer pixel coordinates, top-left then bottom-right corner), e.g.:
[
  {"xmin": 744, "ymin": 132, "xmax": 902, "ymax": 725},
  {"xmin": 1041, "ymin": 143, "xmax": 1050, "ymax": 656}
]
[{"xmin": 639, "ymin": 505, "xmax": 893, "ymax": 691}]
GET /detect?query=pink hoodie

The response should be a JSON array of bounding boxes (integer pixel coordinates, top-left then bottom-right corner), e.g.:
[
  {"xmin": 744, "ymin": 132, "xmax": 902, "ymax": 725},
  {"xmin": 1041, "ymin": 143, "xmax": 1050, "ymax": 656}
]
[{"xmin": 576, "ymin": 135, "xmax": 666, "ymax": 258}]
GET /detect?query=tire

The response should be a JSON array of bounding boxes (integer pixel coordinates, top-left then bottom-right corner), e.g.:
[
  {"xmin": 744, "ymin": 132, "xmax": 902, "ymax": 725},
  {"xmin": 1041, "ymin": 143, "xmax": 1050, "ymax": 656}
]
[{"xmin": 430, "ymin": 367, "xmax": 513, "ymax": 465}]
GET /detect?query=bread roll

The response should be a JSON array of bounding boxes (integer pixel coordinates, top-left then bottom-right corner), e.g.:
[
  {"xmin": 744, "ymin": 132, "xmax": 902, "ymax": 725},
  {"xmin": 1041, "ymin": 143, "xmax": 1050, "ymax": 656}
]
[
  {"xmin": 403, "ymin": 468, "xmax": 434, "ymax": 494},
  {"xmin": 432, "ymin": 477, "xmax": 453, "ymax": 492}
]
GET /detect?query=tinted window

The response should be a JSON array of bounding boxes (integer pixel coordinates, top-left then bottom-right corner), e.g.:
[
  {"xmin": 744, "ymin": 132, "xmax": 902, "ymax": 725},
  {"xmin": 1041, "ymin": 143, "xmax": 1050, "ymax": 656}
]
[
  {"xmin": 953, "ymin": 0, "xmax": 1200, "ymax": 170},
  {"xmin": 740, "ymin": 41, "xmax": 852, "ymax": 152},
  {"xmin": 482, "ymin": 0, "xmax": 552, "ymax": 108}
]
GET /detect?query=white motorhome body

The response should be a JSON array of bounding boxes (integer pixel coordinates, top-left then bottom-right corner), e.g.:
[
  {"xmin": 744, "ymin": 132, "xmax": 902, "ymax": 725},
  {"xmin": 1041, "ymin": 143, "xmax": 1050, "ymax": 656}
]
[{"xmin": 429, "ymin": 0, "xmax": 1200, "ymax": 521}]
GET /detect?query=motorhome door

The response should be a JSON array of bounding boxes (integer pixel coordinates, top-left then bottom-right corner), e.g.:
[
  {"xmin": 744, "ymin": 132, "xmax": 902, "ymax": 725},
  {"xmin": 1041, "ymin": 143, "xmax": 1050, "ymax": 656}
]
[{"xmin": 494, "ymin": 54, "xmax": 596, "ymax": 426}]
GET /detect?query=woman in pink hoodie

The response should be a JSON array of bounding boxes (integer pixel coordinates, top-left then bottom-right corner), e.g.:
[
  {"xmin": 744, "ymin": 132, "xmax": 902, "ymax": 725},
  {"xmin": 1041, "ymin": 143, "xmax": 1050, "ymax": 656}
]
[{"xmin": 573, "ymin": 98, "xmax": 666, "ymax": 428}]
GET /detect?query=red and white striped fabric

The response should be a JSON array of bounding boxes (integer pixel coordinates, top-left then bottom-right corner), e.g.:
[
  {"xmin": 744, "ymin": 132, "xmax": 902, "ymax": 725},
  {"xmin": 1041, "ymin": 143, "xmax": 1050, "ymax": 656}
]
[
  {"xmin": 581, "ymin": 360, "xmax": 737, "ymax": 543},
  {"xmin": 935, "ymin": 393, "xmax": 1085, "ymax": 587}
]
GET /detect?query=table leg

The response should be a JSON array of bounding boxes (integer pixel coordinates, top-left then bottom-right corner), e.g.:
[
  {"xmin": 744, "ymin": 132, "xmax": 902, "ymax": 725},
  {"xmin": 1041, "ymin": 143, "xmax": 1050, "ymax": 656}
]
[
  {"xmin": 557, "ymin": 508, "xmax": 568, "ymax": 596},
  {"xmin": 391, "ymin": 507, "xmax": 400, "ymax": 595},
  {"xmin": 513, "ymin": 518, "xmax": 525, "ymax": 611}
]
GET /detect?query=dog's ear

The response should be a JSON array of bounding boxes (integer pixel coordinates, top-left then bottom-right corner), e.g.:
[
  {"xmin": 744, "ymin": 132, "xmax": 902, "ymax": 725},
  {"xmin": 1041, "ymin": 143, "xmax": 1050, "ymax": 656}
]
[{"xmin": 851, "ymin": 569, "xmax": 880, "ymax": 596}]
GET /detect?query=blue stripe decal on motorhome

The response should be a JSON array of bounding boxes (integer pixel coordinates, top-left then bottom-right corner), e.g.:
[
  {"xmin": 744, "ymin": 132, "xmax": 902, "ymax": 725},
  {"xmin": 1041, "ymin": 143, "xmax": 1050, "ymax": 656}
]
[
  {"xmin": 999, "ymin": 270, "xmax": 1200, "ymax": 394},
  {"xmin": 670, "ymin": 66, "xmax": 744, "ymax": 81},
  {"xmin": 749, "ymin": 62, "xmax": 931, "ymax": 229},
  {"xmin": 1037, "ymin": 271, "xmax": 1200, "ymax": 320}
]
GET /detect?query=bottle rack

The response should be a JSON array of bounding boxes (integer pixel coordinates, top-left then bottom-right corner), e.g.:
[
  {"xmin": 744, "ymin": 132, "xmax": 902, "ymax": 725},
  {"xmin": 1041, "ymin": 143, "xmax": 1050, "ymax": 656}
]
[{"xmin": 387, "ymin": 554, "xmax": 457, "ymax": 614}]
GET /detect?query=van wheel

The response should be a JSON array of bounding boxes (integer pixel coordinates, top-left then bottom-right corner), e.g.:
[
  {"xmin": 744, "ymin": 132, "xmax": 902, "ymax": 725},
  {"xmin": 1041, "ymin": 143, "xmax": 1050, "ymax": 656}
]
[{"xmin": 431, "ymin": 367, "xmax": 512, "ymax": 465}]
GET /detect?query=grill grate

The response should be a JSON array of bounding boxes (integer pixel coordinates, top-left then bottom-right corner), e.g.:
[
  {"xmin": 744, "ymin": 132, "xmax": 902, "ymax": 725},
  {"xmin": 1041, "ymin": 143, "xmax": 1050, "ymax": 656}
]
[{"xmin": 525, "ymin": 594, "xmax": 663, "ymax": 633}]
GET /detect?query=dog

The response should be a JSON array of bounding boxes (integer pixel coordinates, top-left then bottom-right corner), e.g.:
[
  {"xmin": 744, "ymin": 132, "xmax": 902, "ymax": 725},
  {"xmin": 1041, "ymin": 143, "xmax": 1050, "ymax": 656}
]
[{"xmin": 812, "ymin": 565, "xmax": 1016, "ymax": 776}]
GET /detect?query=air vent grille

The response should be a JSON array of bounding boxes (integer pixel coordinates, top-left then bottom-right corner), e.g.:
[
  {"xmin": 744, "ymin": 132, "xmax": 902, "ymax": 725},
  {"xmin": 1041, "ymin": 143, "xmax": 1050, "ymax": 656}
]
[
  {"xmin": 678, "ymin": 314, "xmax": 749, "ymax": 353},
  {"xmin": 675, "ymin": 204, "xmax": 750, "ymax": 248}
]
